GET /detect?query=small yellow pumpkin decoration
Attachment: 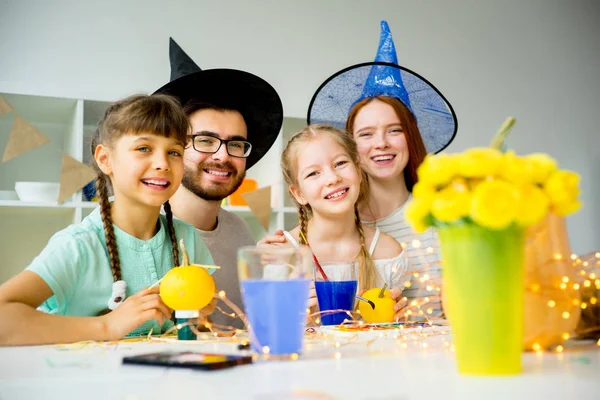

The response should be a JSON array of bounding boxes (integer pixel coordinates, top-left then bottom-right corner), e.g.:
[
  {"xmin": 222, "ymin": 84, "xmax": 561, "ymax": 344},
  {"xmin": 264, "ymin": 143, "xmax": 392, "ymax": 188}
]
[
  {"xmin": 358, "ymin": 285, "xmax": 396, "ymax": 323},
  {"xmin": 160, "ymin": 239, "xmax": 217, "ymax": 311}
]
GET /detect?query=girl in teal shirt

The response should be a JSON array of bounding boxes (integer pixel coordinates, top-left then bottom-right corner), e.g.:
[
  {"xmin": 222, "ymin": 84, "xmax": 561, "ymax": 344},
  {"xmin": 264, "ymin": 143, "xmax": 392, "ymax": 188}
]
[{"xmin": 0, "ymin": 94, "xmax": 214, "ymax": 345}]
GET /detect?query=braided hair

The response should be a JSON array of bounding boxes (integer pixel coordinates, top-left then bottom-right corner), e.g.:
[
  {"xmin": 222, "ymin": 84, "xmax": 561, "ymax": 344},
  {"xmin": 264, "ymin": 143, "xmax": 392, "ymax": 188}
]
[{"xmin": 91, "ymin": 94, "xmax": 190, "ymax": 313}]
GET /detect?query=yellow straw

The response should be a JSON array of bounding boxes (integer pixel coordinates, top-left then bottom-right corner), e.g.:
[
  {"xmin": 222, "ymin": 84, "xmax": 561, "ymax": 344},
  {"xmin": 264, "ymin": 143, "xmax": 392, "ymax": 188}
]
[{"xmin": 298, "ymin": 230, "xmax": 308, "ymax": 245}]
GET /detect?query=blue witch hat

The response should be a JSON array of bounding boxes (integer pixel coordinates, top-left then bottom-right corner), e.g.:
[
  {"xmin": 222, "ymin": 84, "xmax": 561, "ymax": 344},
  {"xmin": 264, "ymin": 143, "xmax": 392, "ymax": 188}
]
[
  {"xmin": 308, "ymin": 20, "xmax": 457, "ymax": 154},
  {"xmin": 360, "ymin": 21, "xmax": 412, "ymax": 112}
]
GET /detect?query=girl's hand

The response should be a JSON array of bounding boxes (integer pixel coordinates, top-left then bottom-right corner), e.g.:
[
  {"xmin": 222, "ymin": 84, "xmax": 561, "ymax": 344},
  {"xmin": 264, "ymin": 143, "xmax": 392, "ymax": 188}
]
[
  {"xmin": 101, "ymin": 286, "xmax": 172, "ymax": 340},
  {"xmin": 390, "ymin": 288, "xmax": 408, "ymax": 321},
  {"xmin": 257, "ymin": 230, "xmax": 287, "ymax": 247},
  {"xmin": 197, "ymin": 292, "xmax": 217, "ymax": 326}
]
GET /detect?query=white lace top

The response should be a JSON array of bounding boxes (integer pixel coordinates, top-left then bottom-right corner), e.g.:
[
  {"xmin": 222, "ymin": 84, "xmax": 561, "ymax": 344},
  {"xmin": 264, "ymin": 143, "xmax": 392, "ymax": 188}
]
[{"xmin": 283, "ymin": 229, "xmax": 409, "ymax": 290}]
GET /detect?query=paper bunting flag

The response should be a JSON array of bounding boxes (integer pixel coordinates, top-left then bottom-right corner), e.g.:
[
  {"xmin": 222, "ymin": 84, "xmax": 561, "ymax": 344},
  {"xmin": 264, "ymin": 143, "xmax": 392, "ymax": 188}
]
[
  {"xmin": 58, "ymin": 154, "xmax": 97, "ymax": 203},
  {"xmin": 0, "ymin": 96, "xmax": 13, "ymax": 115},
  {"xmin": 242, "ymin": 186, "xmax": 272, "ymax": 231},
  {"xmin": 2, "ymin": 114, "xmax": 51, "ymax": 163}
]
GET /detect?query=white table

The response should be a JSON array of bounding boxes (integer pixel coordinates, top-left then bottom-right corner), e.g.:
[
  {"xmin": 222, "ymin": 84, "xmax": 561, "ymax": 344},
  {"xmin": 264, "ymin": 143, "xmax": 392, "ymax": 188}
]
[{"xmin": 1, "ymin": 327, "xmax": 598, "ymax": 400}]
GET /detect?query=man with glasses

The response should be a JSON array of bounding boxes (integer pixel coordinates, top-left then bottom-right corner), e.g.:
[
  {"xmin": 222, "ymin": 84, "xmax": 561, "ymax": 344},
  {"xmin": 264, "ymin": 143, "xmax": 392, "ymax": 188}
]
[
  {"xmin": 179, "ymin": 103, "xmax": 254, "ymax": 207},
  {"xmin": 155, "ymin": 39, "xmax": 283, "ymax": 328}
]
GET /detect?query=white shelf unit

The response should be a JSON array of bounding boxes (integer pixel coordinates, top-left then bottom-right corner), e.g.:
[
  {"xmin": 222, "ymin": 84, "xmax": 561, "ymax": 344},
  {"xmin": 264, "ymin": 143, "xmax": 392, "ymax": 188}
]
[{"xmin": 0, "ymin": 92, "xmax": 303, "ymax": 284}]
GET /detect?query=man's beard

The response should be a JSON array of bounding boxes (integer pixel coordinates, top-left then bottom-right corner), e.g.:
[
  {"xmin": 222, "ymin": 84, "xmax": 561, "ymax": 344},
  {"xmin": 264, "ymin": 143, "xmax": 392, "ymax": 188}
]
[{"xmin": 182, "ymin": 161, "xmax": 246, "ymax": 201}]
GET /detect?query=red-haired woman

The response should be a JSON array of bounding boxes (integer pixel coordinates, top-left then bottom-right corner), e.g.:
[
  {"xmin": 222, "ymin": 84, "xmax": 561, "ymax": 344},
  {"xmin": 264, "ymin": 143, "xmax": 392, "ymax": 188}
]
[{"xmin": 307, "ymin": 20, "xmax": 458, "ymax": 319}]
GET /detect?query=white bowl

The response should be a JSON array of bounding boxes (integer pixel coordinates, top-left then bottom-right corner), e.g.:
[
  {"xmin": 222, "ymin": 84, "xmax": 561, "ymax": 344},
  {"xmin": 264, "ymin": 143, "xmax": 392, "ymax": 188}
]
[
  {"xmin": 0, "ymin": 190, "xmax": 18, "ymax": 200},
  {"xmin": 15, "ymin": 182, "xmax": 60, "ymax": 202}
]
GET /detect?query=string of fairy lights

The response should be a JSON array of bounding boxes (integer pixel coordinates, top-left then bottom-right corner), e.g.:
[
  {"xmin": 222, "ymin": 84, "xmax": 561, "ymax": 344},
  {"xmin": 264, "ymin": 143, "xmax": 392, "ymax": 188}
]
[
  {"xmin": 146, "ymin": 242, "xmax": 598, "ymax": 360},
  {"xmin": 54, "ymin": 244, "xmax": 600, "ymax": 360},
  {"xmin": 529, "ymin": 252, "xmax": 598, "ymax": 322}
]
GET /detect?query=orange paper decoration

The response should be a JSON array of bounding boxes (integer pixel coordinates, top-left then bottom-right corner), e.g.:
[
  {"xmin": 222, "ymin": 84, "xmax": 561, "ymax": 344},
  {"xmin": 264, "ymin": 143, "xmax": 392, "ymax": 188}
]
[
  {"xmin": 228, "ymin": 178, "xmax": 258, "ymax": 206},
  {"xmin": 523, "ymin": 214, "xmax": 581, "ymax": 350},
  {"xmin": 575, "ymin": 251, "xmax": 600, "ymax": 340}
]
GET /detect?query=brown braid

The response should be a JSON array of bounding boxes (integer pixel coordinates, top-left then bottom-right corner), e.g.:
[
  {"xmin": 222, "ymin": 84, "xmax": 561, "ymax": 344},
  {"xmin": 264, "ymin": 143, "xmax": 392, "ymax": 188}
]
[
  {"xmin": 354, "ymin": 204, "xmax": 376, "ymax": 292},
  {"xmin": 163, "ymin": 201, "xmax": 180, "ymax": 267},
  {"xmin": 96, "ymin": 174, "xmax": 121, "ymax": 282}
]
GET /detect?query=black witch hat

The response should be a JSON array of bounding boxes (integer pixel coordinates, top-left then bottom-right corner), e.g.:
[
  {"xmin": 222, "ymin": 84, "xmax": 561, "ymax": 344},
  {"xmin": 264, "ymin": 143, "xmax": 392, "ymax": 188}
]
[{"xmin": 155, "ymin": 38, "xmax": 284, "ymax": 169}]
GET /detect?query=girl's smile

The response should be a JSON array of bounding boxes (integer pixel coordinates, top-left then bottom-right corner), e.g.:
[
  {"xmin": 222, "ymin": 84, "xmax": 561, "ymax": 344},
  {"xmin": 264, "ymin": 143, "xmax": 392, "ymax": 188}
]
[
  {"xmin": 140, "ymin": 177, "xmax": 172, "ymax": 191},
  {"xmin": 290, "ymin": 135, "xmax": 361, "ymax": 215},
  {"xmin": 352, "ymin": 99, "xmax": 409, "ymax": 181},
  {"xmin": 324, "ymin": 187, "xmax": 349, "ymax": 201},
  {"xmin": 370, "ymin": 153, "xmax": 396, "ymax": 165}
]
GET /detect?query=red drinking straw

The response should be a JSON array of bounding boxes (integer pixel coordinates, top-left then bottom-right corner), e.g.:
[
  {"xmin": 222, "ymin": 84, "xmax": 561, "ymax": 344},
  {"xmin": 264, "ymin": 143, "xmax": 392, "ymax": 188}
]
[{"xmin": 298, "ymin": 230, "xmax": 328, "ymax": 281}]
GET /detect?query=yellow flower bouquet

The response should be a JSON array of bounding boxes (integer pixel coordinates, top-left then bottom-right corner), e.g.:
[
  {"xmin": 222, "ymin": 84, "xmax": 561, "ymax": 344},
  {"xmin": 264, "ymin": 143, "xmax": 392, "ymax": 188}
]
[
  {"xmin": 407, "ymin": 149, "xmax": 581, "ymax": 233},
  {"xmin": 406, "ymin": 118, "xmax": 582, "ymax": 375}
]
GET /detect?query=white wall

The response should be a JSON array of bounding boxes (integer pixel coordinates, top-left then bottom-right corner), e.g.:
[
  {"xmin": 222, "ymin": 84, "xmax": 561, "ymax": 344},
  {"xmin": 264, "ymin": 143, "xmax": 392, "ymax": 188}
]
[{"xmin": 0, "ymin": 0, "xmax": 598, "ymax": 253}]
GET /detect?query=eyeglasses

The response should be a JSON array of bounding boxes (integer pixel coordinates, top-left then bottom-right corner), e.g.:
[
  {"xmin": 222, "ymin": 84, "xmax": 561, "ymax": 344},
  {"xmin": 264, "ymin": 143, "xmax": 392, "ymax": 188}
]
[{"xmin": 189, "ymin": 135, "xmax": 252, "ymax": 158}]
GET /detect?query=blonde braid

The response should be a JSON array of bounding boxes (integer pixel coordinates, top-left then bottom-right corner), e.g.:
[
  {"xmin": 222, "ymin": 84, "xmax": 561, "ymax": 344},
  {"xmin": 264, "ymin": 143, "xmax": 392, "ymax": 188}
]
[
  {"xmin": 298, "ymin": 205, "xmax": 309, "ymax": 245},
  {"xmin": 355, "ymin": 205, "xmax": 376, "ymax": 292}
]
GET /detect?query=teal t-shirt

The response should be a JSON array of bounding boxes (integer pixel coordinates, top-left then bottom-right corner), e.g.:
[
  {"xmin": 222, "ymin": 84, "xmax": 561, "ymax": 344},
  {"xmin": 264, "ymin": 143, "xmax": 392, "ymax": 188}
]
[{"xmin": 26, "ymin": 207, "xmax": 215, "ymax": 337}]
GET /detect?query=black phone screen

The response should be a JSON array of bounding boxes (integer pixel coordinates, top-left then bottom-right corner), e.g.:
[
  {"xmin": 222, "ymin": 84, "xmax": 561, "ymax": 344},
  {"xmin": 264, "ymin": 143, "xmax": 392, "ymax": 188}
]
[{"xmin": 122, "ymin": 351, "xmax": 253, "ymax": 371}]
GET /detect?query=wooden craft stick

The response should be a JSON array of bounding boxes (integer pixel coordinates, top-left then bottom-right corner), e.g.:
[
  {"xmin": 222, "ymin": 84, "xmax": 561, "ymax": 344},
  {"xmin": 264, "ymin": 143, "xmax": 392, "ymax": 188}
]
[
  {"xmin": 149, "ymin": 277, "xmax": 164, "ymax": 289},
  {"xmin": 179, "ymin": 238, "xmax": 189, "ymax": 266},
  {"xmin": 194, "ymin": 264, "xmax": 221, "ymax": 270}
]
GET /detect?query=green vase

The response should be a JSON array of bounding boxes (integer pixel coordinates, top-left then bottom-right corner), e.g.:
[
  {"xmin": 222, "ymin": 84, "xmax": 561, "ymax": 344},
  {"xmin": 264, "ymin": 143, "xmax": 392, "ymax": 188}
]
[{"xmin": 438, "ymin": 223, "xmax": 525, "ymax": 375}]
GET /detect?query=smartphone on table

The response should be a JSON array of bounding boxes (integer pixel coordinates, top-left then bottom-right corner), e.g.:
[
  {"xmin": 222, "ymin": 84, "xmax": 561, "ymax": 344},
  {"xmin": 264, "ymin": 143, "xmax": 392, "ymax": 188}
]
[{"xmin": 122, "ymin": 351, "xmax": 252, "ymax": 371}]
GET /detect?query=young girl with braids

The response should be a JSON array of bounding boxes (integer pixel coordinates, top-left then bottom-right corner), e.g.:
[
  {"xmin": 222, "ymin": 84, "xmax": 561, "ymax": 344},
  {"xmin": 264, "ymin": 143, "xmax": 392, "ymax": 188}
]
[
  {"xmin": 0, "ymin": 94, "xmax": 214, "ymax": 345},
  {"xmin": 260, "ymin": 125, "xmax": 409, "ymax": 319}
]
